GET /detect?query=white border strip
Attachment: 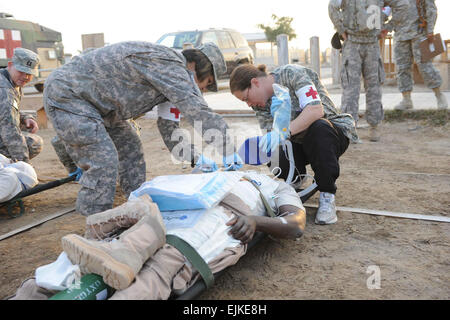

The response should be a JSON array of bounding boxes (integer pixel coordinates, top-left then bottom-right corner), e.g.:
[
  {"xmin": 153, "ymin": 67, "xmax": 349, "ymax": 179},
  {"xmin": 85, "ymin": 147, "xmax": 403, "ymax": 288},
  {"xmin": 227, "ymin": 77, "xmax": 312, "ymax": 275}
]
[
  {"xmin": 0, "ymin": 207, "xmax": 76, "ymax": 241},
  {"xmin": 304, "ymin": 204, "xmax": 450, "ymax": 223}
]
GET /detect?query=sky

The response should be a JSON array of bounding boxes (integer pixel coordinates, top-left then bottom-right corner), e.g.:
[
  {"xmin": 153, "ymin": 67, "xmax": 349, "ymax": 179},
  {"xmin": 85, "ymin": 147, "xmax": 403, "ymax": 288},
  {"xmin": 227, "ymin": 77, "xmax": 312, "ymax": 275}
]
[{"xmin": 1, "ymin": 0, "xmax": 449, "ymax": 55}]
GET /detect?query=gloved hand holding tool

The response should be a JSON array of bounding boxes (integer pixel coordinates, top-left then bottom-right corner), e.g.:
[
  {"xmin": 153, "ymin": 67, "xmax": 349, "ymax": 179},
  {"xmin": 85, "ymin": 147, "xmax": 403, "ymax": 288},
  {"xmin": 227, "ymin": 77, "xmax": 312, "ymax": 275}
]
[
  {"xmin": 259, "ymin": 84, "xmax": 292, "ymax": 153},
  {"xmin": 192, "ymin": 154, "xmax": 218, "ymax": 173},
  {"xmin": 69, "ymin": 167, "xmax": 83, "ymax": 182},
  {"xmin": 222, "ymin": 153, "xmax": 244, "ymax": 171}
]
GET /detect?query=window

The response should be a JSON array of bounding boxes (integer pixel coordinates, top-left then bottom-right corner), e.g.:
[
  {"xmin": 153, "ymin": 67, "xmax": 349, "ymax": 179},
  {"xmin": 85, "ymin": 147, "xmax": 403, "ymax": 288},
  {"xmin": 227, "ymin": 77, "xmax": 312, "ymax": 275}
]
[
  {"xmin": 216, "ymin": 31, "xmax": 234, "ymax": 49},
  {"xmin": 230, "ymin": 32, "xmax": 248, "ymax": 48},
  {"xmin": 158, "ymin": 35, "xmax": 176, "ymax": 48},
  {"xmin": 201, "ymin": 31, "xmax": 219, "ymax": 46},
  {"xmin": 12, "ymin": 30, "xmax": 21, "ymax": 41},
  {"xmin": 157, "ymin": 32, "xmax": 200, "ymax": 49},
  {"xmin": 0, "ymin": 29, "xmax": 4, "ymax": 40},
  {"xmin": 48, "ymin": 50, "xmax": 56, "ymax": 59}
]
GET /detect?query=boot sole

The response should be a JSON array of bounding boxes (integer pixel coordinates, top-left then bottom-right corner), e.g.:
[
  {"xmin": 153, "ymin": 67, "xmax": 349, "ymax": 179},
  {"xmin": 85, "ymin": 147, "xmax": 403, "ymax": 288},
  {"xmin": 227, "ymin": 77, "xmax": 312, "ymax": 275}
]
[
  {"xmin": 315, "ymin": 214, "xmax": 338, "ymax": 225},
  {"xmin": 62, "ymin": 235, "xmax": 135, "ymax": 290},
  {"xmin": 315, "ymin": 218, "xmax": 338, "ymax": 225}
]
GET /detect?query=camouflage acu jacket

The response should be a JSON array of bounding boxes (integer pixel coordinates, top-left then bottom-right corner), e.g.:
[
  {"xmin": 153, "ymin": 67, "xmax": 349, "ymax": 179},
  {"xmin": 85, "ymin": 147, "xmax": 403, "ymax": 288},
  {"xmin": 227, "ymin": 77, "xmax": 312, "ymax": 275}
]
[
  {"xmin": 388, "ymin": 0, "xmax": 437, "ymax": 41},
  {"xmin": 0, "ymin": 69, "xmax": 31, "ymax": 162},
  {"xmin": 251, "ymin": 65, "xmax": 359, "ymax": 144},
  {"xmin": 329, "ymin": 0, "xmax": 409, "ymax": 43},
  {"xmin": 44, "ymin": 41, "xmax": 232, "ymax": 157}
]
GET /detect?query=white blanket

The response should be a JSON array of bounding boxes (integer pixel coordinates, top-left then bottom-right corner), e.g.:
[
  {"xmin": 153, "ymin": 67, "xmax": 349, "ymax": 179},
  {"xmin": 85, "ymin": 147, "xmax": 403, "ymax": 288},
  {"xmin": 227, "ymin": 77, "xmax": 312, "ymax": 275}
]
[{"xmin": 0, "ymin": 154, "xmax": 39, "ymax": 202}]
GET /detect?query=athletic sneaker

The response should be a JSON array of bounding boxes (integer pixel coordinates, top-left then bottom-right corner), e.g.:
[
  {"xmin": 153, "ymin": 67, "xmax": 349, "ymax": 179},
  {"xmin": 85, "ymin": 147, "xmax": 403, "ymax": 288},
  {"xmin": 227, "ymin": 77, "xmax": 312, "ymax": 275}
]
[{"xmin": 315, "ymin": 192, "xmax": 338, "ymax": 225}]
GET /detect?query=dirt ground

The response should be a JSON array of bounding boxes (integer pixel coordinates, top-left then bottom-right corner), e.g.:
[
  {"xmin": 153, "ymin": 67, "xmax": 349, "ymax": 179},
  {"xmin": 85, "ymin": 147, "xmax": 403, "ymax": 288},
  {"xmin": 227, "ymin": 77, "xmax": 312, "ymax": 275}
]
[{"xmin": 1, "ymin": 115, "xmax": 449, "ymax": 300}]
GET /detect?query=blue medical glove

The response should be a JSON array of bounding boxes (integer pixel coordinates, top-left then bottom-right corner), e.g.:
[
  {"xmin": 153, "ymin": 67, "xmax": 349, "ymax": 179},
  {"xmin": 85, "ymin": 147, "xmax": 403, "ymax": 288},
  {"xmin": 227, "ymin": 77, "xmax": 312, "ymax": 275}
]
[
  {"xmin": 223, "ymin": 153, "xmax": 244, "ymax": 171},
  {"xmin": 271, "ymin": 84, "xmax": 291, "ymax": 141},
  {"xmin": 259, "ymin": 131, "xmax": 282, "ymax": 153},
  {"xmin": 194, "ymin": 155, "xmax": 218, "ymax": 173},
  {"xmin": 69, "ymin": 167, "xmax": 83, "ymax": 182},
  {"xmin": 269, "ymin": 95, "xmax": 284, "ymax": 115}
]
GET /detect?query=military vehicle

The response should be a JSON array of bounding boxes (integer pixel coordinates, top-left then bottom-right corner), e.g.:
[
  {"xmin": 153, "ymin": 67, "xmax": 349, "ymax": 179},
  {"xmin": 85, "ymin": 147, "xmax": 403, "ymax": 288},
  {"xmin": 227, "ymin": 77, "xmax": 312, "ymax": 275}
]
[{"xmin": 0, "ymin": 12, "xmax": 64, "ymax": 92}]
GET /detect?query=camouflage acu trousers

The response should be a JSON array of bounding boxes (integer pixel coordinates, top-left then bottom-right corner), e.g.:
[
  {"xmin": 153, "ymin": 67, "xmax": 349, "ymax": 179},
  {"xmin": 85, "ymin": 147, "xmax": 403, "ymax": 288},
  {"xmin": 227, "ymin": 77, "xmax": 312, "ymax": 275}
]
[
  {"xmin": 51, "ymin": 135, "xmax": 77, "ymax": 173},
  {"xmin": 45, "ymin": 106, "xmax": 146, "ymax": 216},
  {"xmin": 51, "ymin": 119, "xmax": 141, "ymax": 174},
  {"xmin": 340, "ymin": 41, "xmax": 385, "ymax": 126},
  {"xmin": 394, "ymin": 38, "xmax": 442, "ymax": 92},
  {"xmin": 0, "ymin": 132, "xmax": 43, "ymax": 161}
]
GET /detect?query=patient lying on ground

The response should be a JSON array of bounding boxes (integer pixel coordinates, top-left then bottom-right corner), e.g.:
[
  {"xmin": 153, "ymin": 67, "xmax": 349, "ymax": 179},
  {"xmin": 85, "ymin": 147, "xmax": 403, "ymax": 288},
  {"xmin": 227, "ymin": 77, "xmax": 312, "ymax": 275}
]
[{"xmin": 9, "ymin": 171, "xmax": 305, "ymax": 300}]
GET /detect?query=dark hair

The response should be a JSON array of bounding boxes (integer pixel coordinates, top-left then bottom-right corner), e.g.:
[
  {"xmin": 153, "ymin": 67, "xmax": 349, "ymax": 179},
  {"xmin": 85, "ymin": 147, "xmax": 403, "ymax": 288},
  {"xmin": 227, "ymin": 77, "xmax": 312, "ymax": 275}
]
[
  {"xmin": 229, "ymin": 64, "xmax": 267, "ymax": 93},
  {"xmin": 182, "ymin": 49, "xmax": 214, "ymax": 82}
]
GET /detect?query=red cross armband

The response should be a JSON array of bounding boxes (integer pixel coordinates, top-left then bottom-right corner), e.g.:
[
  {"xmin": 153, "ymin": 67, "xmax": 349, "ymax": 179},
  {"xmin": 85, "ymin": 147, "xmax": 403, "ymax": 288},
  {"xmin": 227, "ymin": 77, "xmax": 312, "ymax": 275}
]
[
  {"xmin": 295, "ymin": 84, "xmax": 321, "ymax": 111},
  {"xmin": 157, "ymin": 102, "xmax": 181, "ymax": 122}
]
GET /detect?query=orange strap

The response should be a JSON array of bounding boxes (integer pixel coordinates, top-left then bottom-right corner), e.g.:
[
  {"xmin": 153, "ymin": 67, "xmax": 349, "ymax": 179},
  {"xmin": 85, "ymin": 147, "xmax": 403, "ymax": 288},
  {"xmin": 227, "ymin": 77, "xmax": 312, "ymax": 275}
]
[{"xmin": 416, "ymin": 0, "xmax": 427, "ymax": 29}]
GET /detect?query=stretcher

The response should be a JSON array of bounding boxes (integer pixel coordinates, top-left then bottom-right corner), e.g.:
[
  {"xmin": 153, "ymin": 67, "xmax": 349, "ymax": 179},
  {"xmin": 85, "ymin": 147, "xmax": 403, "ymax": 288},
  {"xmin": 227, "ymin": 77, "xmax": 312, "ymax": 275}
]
[
  {"xmin": 0, "ymin": 175, "xmax": 76, "ymax": 218},
  {"xmin": 50, "ymin": 156, "xmax": 317, "ymax": 299},
  {"xmin": 49, "ymin": 139, "xmax": 318, "ymax": 300},
  {"xmin": 175, "ymin": 140, "xmax": 317, "ymax": 299}
]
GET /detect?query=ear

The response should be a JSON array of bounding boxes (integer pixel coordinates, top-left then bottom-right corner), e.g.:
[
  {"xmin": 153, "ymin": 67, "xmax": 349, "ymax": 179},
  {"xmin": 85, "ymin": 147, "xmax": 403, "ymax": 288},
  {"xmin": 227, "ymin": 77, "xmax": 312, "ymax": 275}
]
[
  {"xmin": 7, "ymin": 61, "xmax": 13, "ymax": 68},
  {"xmin": 250, "ymin": 77, "xmax": 260, "ymax": 88}
]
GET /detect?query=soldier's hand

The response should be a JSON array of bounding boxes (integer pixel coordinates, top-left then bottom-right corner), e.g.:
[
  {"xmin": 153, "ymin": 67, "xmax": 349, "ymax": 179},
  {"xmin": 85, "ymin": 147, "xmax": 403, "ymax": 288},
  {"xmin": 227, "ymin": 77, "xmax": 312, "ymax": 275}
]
[
  {"xmin": 24, "ymin": 118, "xmax": 39, "ymax": 134},
  {"xmin": 427, "ymin": 33, "xmax": 434, "ymax": 43},
  {"xmin": 341, "ymin": 32, "xmax": 348, "ymax": 41}
]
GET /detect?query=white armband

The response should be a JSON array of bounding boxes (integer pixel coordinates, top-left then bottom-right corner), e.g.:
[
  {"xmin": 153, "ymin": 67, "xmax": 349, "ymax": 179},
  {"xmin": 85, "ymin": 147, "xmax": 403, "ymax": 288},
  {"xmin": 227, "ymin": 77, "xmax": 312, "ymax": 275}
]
[
  {"xmin": 157, "ymin": 102, "xmax": 181, "ymax": 122},
  {"xmin": 295, "ymin": 84, "xmax": 321, "ymax": 111}
]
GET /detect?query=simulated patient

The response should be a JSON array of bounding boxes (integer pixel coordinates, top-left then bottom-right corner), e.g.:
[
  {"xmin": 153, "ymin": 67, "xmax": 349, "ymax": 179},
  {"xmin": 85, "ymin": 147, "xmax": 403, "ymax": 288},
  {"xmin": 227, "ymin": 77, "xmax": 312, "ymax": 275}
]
[{"xmin": 9, "ymin": 171, "xmax": 305, "ymax": 300}]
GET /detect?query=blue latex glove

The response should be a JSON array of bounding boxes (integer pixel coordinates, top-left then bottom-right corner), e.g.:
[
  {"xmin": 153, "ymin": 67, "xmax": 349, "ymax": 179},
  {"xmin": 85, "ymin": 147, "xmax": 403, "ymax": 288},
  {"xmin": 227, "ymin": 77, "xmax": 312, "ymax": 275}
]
[
  {"xmin": 259, "ymin": 131, "xmax": 281, "ymax": 153},
  {"xmin": 69, "ymin": 167, "xmax": 83, "ymax": 182},
  {"xmin": 259, "ymin": 84, "xmax": 292, "ymax": 153},
  {"xmin": 222, "ymin": 153, "xmax": 244, "ymax": 171},
  {"xmin": 271, "ymin": 84, "xmax": 291, "ymax": 141},
  {"xmin": 194, "ymin": 155, "xmax": 218, "ymax": 173}
]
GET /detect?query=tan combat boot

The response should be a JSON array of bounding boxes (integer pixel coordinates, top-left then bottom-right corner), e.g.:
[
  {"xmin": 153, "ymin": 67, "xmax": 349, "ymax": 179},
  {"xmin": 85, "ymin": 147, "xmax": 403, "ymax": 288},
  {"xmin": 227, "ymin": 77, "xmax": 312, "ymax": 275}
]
[
  {"xmin": 433, "ymin": 88, "xmax": 448, "ymax": 109},
  {"xmin": 369, "ymin": 125, "xmax": 380, "ymax": 142},
  {"xmin": 394, "ymin": 91, "xmax": 413, "ymax": 110},
  {"xmin": 61, "ymin": 195, "xmax": 166, "ymax": 290}
]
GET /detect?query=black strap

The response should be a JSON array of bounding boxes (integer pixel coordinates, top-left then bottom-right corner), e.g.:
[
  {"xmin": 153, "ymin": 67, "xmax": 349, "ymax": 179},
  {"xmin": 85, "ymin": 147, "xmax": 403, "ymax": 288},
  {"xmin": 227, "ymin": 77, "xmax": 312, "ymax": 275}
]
[{"xmin": 165, "ymin": 234, "xmax": 214, "ymax": 289}]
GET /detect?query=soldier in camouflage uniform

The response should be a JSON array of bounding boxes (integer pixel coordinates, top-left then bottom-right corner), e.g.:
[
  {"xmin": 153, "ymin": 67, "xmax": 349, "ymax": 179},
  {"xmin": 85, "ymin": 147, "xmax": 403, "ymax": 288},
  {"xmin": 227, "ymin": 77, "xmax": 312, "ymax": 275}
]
[
  {"xmin": 0, "ymin": 48, "xmax": 43, "ymax": 163},
  {"xmin": 386, "ymin": 0, "xmax": 448, "ymax": 110},
  {"xmin": 44, "ymin": 41, "xmax": 237, "ymax": 216},
  {"xmin": 51, "ymin": 118, "xmax": 142, "ymax": 175},
  {"xmin": 230, "ymin": 64, "xmax": 358, "ymax": 225},
  {"xmin": 329, "ymin": 0, "xmax": 409, "ymax": 142}
]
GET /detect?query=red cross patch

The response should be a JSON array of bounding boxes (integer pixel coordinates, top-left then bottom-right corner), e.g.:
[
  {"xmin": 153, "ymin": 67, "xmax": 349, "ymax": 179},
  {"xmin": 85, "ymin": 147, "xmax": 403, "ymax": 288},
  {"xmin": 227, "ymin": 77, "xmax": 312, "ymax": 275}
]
[
  {"xmin": 0, "ymin": 29, "xmax": 22, "ymax": 59},
  {"xmin": 157, "ymin": 102, "xmax": 181, "ymax": 122},
  {"xmin": 306, "ymin": 87, "xmax": 319, "ymax": 100},
  {"xmin": 296, "ymin": 84, "xmax": 321, "ymax": 110}
]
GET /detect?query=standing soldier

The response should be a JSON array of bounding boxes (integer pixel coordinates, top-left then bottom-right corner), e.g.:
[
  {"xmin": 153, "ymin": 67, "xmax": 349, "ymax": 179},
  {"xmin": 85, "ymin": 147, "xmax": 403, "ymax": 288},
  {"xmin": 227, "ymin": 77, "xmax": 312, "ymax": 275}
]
[
  {"xmin": 0, "ymin": 48, "xmax": 43, "ymax": 162},
  {"xmin": 386, "ymin": 0, "xmax": 448, "ymax": 110},
  {"xmin": 329, "ymin": 0, "xmax": 409, "ymax": 142},
  {"xmin": 44, "ymin": 41, "xmax": 243, "ymax": 216}
]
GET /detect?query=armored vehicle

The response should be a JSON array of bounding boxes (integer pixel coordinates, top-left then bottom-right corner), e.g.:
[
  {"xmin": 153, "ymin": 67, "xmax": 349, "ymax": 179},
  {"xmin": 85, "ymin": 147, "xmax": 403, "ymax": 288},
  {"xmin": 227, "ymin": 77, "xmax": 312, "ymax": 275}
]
[{"xmin": 0, "ymin": 13, "xmax": 64, "ymax": 92}]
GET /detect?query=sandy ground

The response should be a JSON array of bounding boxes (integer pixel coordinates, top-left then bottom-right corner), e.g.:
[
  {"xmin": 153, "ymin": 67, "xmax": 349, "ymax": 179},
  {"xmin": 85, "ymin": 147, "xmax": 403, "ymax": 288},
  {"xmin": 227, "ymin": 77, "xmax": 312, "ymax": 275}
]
[{"xmin": 0, "ymin": 115, "xmax": 449, "ymax": 300}]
